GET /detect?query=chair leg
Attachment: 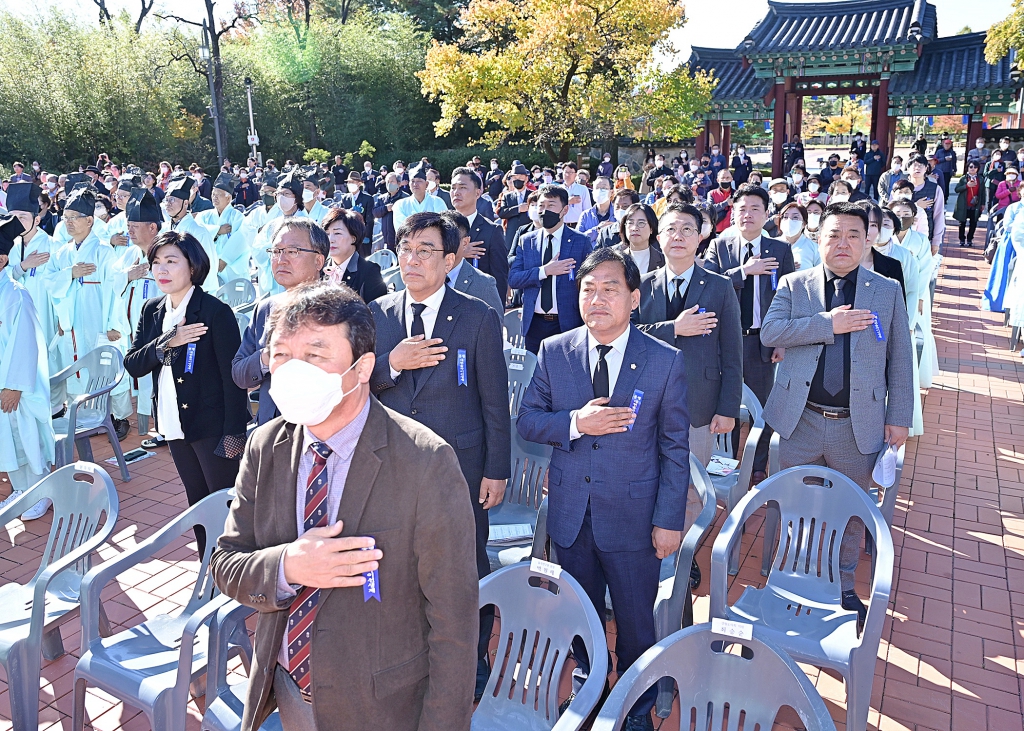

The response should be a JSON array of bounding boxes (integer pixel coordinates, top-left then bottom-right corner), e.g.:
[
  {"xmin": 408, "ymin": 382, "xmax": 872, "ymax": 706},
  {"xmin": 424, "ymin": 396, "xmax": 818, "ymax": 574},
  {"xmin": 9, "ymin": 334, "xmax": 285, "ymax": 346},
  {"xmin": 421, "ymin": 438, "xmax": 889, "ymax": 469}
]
[
  {"xmin": 71, "ymin": 676, "xmax": 89, "ymax": 731},
  {"xmin": 98, "ymin": 602, "xmax": 113, "ymax": 638},
  {"xmin": 104, "ymin": 421, "xmax": 131, "ymax": 482},
  {"xmin": 844, "ymin": 659, "xmax": 872, "ymax": 731},
  {"xmin": 138, "ymin": 414, "xmax": 149, "ymax": 435},
  {"xmin": 40, "ymin": 625, "xmax": 66, "ymax": 661},
  {"xmin": 7, "ymin": 643, "xmax": 42, "ymax": 731},
  {"xmin": 75, "ymin": 436, "xmax": 94, "ymax": 462},
  {"xmin": 761, "ymin": 504, "xmax": 779, "ymax": 577},
  {"xmin": 727, "ymin": 492, "xmax": 742, "ymax": 576}
]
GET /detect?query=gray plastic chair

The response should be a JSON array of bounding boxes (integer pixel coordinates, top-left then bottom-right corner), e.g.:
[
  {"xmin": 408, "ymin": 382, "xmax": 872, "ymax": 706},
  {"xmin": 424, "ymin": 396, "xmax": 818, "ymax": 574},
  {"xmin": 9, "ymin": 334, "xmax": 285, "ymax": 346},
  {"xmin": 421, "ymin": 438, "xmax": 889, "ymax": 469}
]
[
  {"xmin": 201, "ymin": 601, "xmax": 282, "ymax": 731},
  {"xmin": 486, "ymin": 416, "xmax": 553, "ymax": 570},
  {"xmin": 215, "ymin": 278, "xmax": 257, "ymax": 313},
  {"xmin": 50, "ymin": 345, "xmax": 131, "ymax": 482},
  {"xmin": 709, "ymin": 384, "xmax": 763, "ymax": 574},
  {"xmin": 381, "ymin": 264, "xmax": 405, "ymax": 292},
  {"xmin": 73, "ymin": 489, "xmax": 252, "ymax": 731},
  {"xmin": 504, "ymin": 308, "xmax": 524, "ymax": 348},
  {"xmin": 506, "ymin": 348, "xmax": 538, "ymax": 416},
  {"xmin": 367, "ymin": 248, "xmax": 397, "ymax": 270},
  {"xmin": 763, "ymin": 435, "xmax": 905, "ymax": 573},
  {"xmin": 0, "ymin": 463, "xmax": 119, "ymax": 731},
  {"xmin": 709, "ymin": 466, "xmax": 894, "ymax": 731},
  {"xmin": 235, "ymin": 310, "xmax": 251, "ymax": 339},
  {"xmin": 590, "ymin": 624, "xmax": 836, "ymax": 731},
  {"xmin": 651, "ymin": 454, "xmax": 719, "ymax": 718},
  {"xmin": 473, "ymin": 563, "xmax": 608, "ymax": 731}
]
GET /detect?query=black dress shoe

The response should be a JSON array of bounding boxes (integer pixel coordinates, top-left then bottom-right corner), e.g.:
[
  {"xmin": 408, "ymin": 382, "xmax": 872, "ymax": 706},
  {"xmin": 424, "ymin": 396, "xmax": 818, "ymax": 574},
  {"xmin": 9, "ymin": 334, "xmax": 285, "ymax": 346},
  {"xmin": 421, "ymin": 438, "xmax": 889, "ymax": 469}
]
[
  {"xmin": 113, "ymin": 418, "xmax": 130, "ymax": 441},
  {"xmin": 558, "ymin": 680, "xmax": 611, "ymax": 721},
  {"xmin": 474, "ymin": 657, "xmax": 490, "ymax": 703},
  {"xmin": 51, "ymin": 405, "xmax": 67, "ymax": 420},
  {"xmin": 689, "ymin": 559, "xmax": 702, "ymax": 590},
  {"xmin": 750, "ymin": 470, "xmax": 767, "ymax": 486},
  {"xmin": 841, "ymin": 590, "xmax": 867, "ymax": 634},
  {"xmin": 141, "ymin": 436, "xmax": 167, "ymax": 449}
]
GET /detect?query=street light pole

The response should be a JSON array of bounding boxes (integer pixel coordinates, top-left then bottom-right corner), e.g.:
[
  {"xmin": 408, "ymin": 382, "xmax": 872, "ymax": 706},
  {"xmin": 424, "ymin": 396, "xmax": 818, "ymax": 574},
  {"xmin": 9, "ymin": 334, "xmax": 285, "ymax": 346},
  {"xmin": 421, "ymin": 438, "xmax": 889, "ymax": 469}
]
[
  {"xmin": 201, "ymin": 20, "xmax": 225, "ymax": 165},
  {"xmin": 244, "ymin": 77, "xmax": 260, "ymax": 165}
]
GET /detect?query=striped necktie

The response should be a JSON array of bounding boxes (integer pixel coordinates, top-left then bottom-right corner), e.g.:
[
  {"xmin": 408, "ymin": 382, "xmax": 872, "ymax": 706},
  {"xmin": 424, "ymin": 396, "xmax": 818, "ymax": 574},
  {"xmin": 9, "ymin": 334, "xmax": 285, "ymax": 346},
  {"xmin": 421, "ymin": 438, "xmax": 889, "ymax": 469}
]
[{"xmin": 286, "ymin": 441, "xmax": 333, "ymax": 697}]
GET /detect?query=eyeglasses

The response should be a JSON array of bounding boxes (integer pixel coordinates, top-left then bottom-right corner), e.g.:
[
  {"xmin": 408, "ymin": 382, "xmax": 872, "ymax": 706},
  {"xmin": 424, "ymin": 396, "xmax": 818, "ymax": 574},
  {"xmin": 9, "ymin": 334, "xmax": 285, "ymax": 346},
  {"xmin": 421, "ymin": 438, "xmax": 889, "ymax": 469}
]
[
  {"xmin": 266, "ymin": 247, "xmax": 320, "ymax": 259},
  {"xmin": 397, "ymin": 244, "xmax": 445, "ymax": 261},
  {"xmin": 662, "ymin": 225, "xmax": 698, "ymax": 237},
  {"xmin": 63, "ymin": 213, "xmax": 88, "ymax": 223},
  {"xmin": 626, "ymin": 220, "xmax": 649, "ymax": 229}
]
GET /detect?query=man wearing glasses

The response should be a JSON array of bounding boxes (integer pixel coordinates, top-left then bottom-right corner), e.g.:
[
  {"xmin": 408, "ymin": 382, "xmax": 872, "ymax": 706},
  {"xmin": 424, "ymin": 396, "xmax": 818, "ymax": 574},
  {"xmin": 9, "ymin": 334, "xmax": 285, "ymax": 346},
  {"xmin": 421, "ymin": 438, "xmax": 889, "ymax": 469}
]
[
  {"xmin": 368, "ymin": 211, "xmax": 509, "ymax": 703},
  {"xmin": 248, "ymin": 170, "xmax": 309, "ymax": 298},
  {"xmin": 233, "ymin": 219, "xmax": 329, "ymax": 427}
]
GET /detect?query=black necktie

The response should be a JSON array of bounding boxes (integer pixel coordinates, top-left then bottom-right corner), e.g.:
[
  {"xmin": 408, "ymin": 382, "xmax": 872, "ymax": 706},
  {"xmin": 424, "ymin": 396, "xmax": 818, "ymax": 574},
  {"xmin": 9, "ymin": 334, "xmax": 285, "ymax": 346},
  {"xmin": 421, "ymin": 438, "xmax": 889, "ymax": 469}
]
[
  {"xmin": 740, "ymin": 242, "xmax": 755, "ymax": 331},
  {"xmin": 540, "ymin": 234, "xmax": 554, "ymax": 312},
  {"xmin": 592, "ymin": 345, "xmax": 612, "ymax": 398},
  {"xmin": 823, "ymin": 279, "xmax": 846, "ymax": 396},
  {"xmin": 667, "ymin": 277, "xmax": 687, "ymax": 320},
  {"xmin": 410, "ymin": 303, "xmax": 426, "ymax": 338}
]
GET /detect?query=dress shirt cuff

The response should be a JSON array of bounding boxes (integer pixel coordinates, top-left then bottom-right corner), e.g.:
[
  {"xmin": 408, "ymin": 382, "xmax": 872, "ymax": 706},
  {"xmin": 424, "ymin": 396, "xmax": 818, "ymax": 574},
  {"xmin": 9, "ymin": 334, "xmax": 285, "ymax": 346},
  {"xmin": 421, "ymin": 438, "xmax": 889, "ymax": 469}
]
[
  {"xmin": 276, "ymin": 554, "xmax": 299, "ymax": 602},
  {"xmin": 569, "ymin": 410, "xmax": 582, "ymax": 441},
  {"xmin": 260, "ymin": 353, "xmax": 270, "ymax": 376},
  {"xmin": 390, "ymin": 366, "xmax": 402, "ymax": 381},
  {"xmin": 538, "ymin": 266, "xmax": 548, "ymax": 280}
]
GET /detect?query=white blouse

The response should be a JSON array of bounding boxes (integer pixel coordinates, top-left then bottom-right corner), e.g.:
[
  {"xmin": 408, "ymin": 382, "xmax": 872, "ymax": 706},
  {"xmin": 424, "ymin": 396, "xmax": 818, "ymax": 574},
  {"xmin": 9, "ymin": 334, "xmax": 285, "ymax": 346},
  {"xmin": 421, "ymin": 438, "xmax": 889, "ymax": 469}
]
[{"xmin": 157, "ymin": 286, "xmax": 195, "ymax": 441}]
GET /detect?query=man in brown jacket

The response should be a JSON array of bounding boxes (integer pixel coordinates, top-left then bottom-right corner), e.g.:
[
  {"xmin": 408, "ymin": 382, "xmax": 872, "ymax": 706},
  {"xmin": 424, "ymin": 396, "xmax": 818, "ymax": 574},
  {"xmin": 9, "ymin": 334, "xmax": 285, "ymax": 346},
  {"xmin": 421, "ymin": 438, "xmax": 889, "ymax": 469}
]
[{"xmin": 211, "ymin": 281, "xmax": 479, "ymax": 731}]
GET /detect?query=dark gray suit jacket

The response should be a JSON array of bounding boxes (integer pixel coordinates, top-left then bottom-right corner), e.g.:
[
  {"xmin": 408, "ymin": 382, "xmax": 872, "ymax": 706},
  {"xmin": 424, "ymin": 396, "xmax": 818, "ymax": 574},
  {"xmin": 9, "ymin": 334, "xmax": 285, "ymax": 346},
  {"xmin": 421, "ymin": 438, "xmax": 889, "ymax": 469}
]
[
  {"xmin": 368, "ymin": 287, "xmax": 511, "ymax": 488},
  {"xmin": 633, "ymin": 264, "xmax": 743, "ymax": 428},
  {"xmin": 231, "ymin": 295, "xmax": 278, "ymax": 425},
  {"xmin": 449, "ymin": 260, "xmax": 504, "ymax": 314},
  {"xmin": 703, "ymin": 231, "xmax": 796, "ymax": 360},
  {"xmin": 468, "ymin": 213, "xmax": 509, "ymax": 304}
]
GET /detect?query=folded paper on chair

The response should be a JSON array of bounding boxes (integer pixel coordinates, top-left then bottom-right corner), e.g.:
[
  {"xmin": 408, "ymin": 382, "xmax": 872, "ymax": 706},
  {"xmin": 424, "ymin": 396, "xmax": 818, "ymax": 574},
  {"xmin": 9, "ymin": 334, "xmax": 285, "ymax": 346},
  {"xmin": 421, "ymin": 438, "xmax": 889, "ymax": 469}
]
[
  {"xmin": 706, "ymin": 455, "xmax": 739, "ymax": 476},
  {"xmin": 488, "ymin": 523, "xmax": 534, "ymax": 543}
]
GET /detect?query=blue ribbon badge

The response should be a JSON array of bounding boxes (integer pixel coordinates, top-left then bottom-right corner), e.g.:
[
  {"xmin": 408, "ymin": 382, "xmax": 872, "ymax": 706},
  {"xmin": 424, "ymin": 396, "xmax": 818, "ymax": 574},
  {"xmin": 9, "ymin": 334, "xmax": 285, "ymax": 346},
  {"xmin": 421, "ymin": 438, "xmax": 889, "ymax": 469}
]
[
  {"xmin": 771, "ymin": 269, "xmax": 778, "ymax": 291},
  {"xmin": 699, "ymin": 308, "xmax": 708, "ymax": 337},
  {"xmin": 142, "ymin": 280, "xmax": 150, "ymax": 298},
  {"xmin": 362, "ymin": 545, "xmax": 381, "ymax": 602},
  {"xmin": 184, "ymin": 342, "xmax": 196, "ymax": 373},
  {"xmin": 568, "ymin": 262, "xmax": 575, "ymax": 281},
  {"xmin": 871, "ymin": 312, "xmax": 885, "ymax": 341},
  {"xmin": 627, "ymin": 389, "xmax": 644, "ymax": 431},
  {"xmin": 457, "ymin": 349, "xmax": 468, "ymax": 386}
]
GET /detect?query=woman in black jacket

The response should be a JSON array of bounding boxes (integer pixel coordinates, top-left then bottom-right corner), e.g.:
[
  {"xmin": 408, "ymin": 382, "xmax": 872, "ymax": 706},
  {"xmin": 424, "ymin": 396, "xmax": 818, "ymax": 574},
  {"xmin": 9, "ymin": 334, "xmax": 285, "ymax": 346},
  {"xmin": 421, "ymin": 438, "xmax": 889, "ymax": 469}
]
[
  {"xmin": 125, "ymin": 231, "xmax": 250, "ymax": 556},
  {"xmin": 321, "ymin": 206, "xmax": 388, "ymax": 302}
]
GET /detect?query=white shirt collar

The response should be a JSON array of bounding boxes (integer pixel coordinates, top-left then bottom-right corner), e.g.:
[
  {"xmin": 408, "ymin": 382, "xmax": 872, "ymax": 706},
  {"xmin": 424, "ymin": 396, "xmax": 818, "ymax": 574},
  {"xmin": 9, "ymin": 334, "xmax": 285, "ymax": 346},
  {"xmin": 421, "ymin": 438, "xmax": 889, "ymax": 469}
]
[
  {"xmin": 167, "ymin": 286, "xmax": 195, "ymax": 318},
  {"xmin": 542, "ymin": 224, "xmax": 565, "ymax": 244},
  {"xmin": 407, "ymin": 283, "xmax": 447, "ymax": 310},
  {"xmin": 466, "ymin": 211, "xmax": 478, "ymax": 228},
  {"xmin": 587, "ymin": 326, "xmax": 631, "ymax": 358},
  {"xmin": 665, "ymin": 261, "xmax": 695, "ymax": 282},
  {"xmin": 336, "ymin": 252, "xmax": 356, "ymax": 273},
  {"xmin": 448, "ymin": 258, "xmax": 464, "ymax": 283}
]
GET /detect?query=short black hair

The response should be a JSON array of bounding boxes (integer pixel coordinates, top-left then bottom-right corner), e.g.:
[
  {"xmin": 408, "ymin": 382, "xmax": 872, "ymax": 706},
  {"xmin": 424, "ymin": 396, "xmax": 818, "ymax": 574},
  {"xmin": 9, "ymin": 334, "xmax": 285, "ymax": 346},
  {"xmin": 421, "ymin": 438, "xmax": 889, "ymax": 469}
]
[
  {"xmin": 732, "ymin": 183, "xmax": 769, "ymax": 209},
  {"xmin": 882, "ymin": 208, "xmax": 902, "ymax": 233},
  {"xmin": 147, "ymin": 231, "xmax": 211, "ymax": 285},
  {"xmin": 908, "ymin": 154, "xmax": 930, "ymax": 169},
  {"xmin": 821, "ymin": 201, "xmax": 869, "ymax": 233},
  {"xmin": 562, "ymin": 162, "xmax": 578, "ymax": 171},
  {"xmin": 887, "ymin": 197, "xmax": 919, "ymax": 216},
  {"xmin": 267, "ymin": 281, "xmax": 376, "ymax": 359},
  {"xmin": 856, "ymin": 198, "xmax": 884, "ymax": 227},
  {"xmin": 271, "ymin": 217, "xmax": 331, "ymax": 259},
  {"xmin": 660, "ymin": 202, "xmax": 703, "ymax": 230},
  {"xmin": 440, "ymin": 209, "xmax": 470, "ymax": 239},
  {"xmin": 396, "ymin": 211, "xmax": 460, "ymax": 256},
  {"xmin": 618, "ymin": 203, "xmax": 659, "ymax": 250},
  {"xmin": 576, "ymin": 247, "xmax": 641, "ymax": 292},
  {"xmin": 613, "ymin": 188, "xmax": 640, "ymax": 206},
  {"xmin": 320, "ymin": 207, "xmax": 365, "ymax": 248},
  {"xmin": 536, "ymin": 184, "xmax": 569, "ymax": 207},
  {"xmin": 451, "ymin": 166, "xmax": 482, "ymax": 190}
]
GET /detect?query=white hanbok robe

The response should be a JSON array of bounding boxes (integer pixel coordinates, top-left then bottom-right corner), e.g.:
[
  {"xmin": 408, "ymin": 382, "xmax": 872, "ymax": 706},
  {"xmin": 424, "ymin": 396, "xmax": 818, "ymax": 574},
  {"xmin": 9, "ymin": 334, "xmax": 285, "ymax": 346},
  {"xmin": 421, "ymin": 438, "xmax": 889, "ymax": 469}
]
[
  {"xmin": 894, "ymin": 228, "xmax": 938, "ymax": 387},
  {"xmin": 163, "ymin": 213, "xmax": 219, "ymax": 293},
  {"xmin": 246, "ymin": 206, "xmax": 308, "ymax": 298},
  {"xmin": 195, "ymin": 205, "xmax": 250, "ymax": 285},
  {"xmin": 302, "ymin": 199, "xmax": 330, "ymax": 224},
  {"xmin": 0, "ymin": 271, "xmax": 55, "ymax": 482}
]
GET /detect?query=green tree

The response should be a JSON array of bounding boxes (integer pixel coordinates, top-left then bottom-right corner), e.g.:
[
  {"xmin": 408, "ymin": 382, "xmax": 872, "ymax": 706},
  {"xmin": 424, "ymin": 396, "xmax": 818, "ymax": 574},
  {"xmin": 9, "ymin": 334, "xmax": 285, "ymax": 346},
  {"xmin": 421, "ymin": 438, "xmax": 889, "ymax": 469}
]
[{"xmin": 986, "ymin": 0, "xmax": 1024, "ymax": 64}]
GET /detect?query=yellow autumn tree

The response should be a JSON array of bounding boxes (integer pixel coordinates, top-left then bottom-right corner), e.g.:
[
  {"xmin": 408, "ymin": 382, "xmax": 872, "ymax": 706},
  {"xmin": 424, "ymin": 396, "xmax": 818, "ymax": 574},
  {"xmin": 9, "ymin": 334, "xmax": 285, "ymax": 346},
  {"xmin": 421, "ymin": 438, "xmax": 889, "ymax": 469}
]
[{"xmin": 419, "ymin": 0, "xmax": 715, "ymax": 163}]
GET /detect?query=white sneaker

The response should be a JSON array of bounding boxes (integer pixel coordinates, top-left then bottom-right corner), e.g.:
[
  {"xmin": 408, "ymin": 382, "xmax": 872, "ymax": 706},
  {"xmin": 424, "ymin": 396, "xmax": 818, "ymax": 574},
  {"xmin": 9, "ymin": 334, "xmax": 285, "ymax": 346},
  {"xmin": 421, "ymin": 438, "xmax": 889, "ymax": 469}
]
[
  {"xmin": 0, "ymin": 490, "xmax": 25, "ymax": 510},
  {"xmin": 20, "ymin": 498, "xmax": 52, "ymax": 520}
]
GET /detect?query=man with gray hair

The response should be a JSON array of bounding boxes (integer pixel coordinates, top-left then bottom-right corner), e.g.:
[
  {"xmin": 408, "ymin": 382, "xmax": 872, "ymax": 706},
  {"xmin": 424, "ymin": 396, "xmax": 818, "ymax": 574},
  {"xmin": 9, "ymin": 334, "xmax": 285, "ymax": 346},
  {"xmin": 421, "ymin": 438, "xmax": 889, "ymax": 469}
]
[{"xmin": 233, "ymin": 218, "xmax": 329, "ymax": 425}]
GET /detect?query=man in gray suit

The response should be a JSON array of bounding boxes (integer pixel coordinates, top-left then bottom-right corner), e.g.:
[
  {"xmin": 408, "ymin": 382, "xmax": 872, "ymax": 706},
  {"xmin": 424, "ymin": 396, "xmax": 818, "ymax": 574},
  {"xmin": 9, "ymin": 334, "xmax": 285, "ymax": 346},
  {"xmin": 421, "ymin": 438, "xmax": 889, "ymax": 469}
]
[
  {"xmin": 760, "ymin": 201, "xmax": 912, "ymax": 617},
  {"xmin": 367, "ymin": 211, "xmax": 510, "ymax": 701},
  {"xmin": 704, "ymin": 183, "xmax": 795, "ymax": 482},
  {"xmin": 232, "ymin": 219, "xmax": 329, "ymax": 426},
  {"xmin": 518, "ymin": 247, "xmax": 689, "ymax": 731},
  {"xmin": 441, "ymin": 210, "xmax": 505, "ymax": 314}
]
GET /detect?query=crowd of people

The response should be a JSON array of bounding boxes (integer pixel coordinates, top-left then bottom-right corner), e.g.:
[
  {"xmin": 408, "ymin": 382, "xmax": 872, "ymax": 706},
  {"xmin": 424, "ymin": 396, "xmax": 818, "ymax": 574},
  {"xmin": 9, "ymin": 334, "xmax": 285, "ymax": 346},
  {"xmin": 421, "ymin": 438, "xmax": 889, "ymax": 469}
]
[{"xmin": 0, "ymin": 133, "xmax": 982, "ymax": 730}]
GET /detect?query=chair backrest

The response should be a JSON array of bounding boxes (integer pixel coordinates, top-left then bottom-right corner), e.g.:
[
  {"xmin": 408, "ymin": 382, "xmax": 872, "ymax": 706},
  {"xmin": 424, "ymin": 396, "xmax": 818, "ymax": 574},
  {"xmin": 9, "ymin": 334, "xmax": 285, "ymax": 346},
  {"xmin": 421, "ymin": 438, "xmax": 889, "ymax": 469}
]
[
  {"xmin": 503, "ymin": 416, "xmax": 553, "ymax": 509},
  {"xmin": 476, "ymin": 563, "xmax": 608, "ymax": 729},
  {"xmin": 506, "ymin": 348, "xmax": 538, "ymax": 416},
  {"xmin": 504, "ymin": 308, "xmax": 524, "ymax": 348},
  {"xmin": 235, "ymin": 311, "xmax": 250, "ymax": 338},
  {"xmin": 590, "ymin": 624, "xmax": 836, "ymax": 731},
  {"xmin": 216, "ymin": 278, "xmax": 257, "ymax": 310},
  {"xmin": 367, "ymin": 248, "xmax": 397, "ymax": 270},
  {"xmin": 381, "ymin": 265, "xmax": 405, "ymax": 292},
  {"xmin": 20, "ymin": 463, "xmax": 119, "ymax": 587},
  {"xmin": 713, "ymin": 384, "xmax": 764, "ymax": 458},
  {"xmin": 64, "ymin": 346, "xmax": 124, "ymax": 417}
]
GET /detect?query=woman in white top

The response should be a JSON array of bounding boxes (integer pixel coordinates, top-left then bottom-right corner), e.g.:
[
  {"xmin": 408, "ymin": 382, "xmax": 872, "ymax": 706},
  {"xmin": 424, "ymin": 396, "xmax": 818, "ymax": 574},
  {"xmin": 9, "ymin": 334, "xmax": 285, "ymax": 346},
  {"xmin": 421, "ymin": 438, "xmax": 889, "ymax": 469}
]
[
  {"xmin": 774, "ymin": 202, "xmax": 821, "ymax": 271},
  {"xmin": 616, "ymin": 203, "xmax": 664, "ymax": 274},
  {"xmin": 888, "ymin": 198, "xmax": 938, "ymax": 389}
]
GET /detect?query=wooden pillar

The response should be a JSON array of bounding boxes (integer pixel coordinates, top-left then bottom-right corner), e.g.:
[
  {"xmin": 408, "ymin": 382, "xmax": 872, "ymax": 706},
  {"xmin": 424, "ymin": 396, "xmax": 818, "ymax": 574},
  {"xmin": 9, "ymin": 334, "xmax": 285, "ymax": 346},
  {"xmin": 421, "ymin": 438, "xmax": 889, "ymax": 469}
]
[
  {"xmin": 965, "ymin": 109, "xmax": 985, "ymax": 174},
  {"xmin": 885, "ymin": 114, "xmax": 898, "ymax": 163},
  {"xmin": 874, "ymin": 76, "xmax": 890, "ymax": 159},
  {"xmin": 722, "ymin": 124, "xmax": 732, "ymax": 155},
  {"xmin": 785, "ymin": 93, "xmax": 800, "ymax": 143},
  {"xmin": 771, "ymin": 80, "xmax": 787, "ymax": 177},
  {"xmin": 695, "ymin": 121, "xmax": 707, "ymax": 160}
]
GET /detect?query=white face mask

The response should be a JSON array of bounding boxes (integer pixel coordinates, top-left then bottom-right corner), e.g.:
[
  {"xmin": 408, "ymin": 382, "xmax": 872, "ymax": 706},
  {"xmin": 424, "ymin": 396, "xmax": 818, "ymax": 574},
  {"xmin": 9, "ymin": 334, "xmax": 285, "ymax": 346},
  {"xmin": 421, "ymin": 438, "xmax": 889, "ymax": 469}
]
[
  {"xmin": 594, "ymin": 188, "xmax": 610, "ymax": 204},
  {"xmin": 781, "ymin": 218, "xmax": 803, "ymax": 238},
  {"xmin": 689, "ymin": 164, "xmax": 699, "ymax": 171},
  {"xmin": 347, "ymin": 183, "xmax": 360, "ymax": 194},
  {"xmin": 543, "ymin": 175, "xmax": 553, "ymax": 184},
  {"xmin": 269, "ymin": 356, "xmax": 364, "ymax": 426},
  {"xmin": 808, "ymin": 182, "xmax": 820, "ymax": 193},
  {"xmin": 395, "ymin": 167, "xmax": 405, "ymax": 174},
  {"xmin": 528, "ymin": 205, "xmax": 540, "ymax": 223},
  {"xmin": 770, "ymin": 191, "xmax": 788, "ymax": 205},
  {"xmin": 792, "ymin": 173, "xmax": 803, "ymax": 184},
  {"xmin": 302, "ymin": 189, "xmax": 315, "ymax": 203},
  {"xmin": 1001, "ymin": 143, "xmax": 1010, "ymax": 150},
  {"xmin": 700, "ymin": 222, "xmax": 712, "ymax": 238},
  {"xmin": 830, "ymin": 194, "xmax": 849, "ymax": 203},
  {"xmin": 427, "ymin": 180, "xmax": 438, "ymax": 191},
  {"xmin": 807, "ymin": 213, "xmax": 821, "ymax": 229},
  {"xmin": 977, "ymin": 142, "xmax": 986, "ymax": 149},
  {"xmin": 878, "ymin": 226, "xmax": 894, "ymax": 244},
  {"xmin": 894, "ymin": 191, "xmax": 912, "ymax": 201}
]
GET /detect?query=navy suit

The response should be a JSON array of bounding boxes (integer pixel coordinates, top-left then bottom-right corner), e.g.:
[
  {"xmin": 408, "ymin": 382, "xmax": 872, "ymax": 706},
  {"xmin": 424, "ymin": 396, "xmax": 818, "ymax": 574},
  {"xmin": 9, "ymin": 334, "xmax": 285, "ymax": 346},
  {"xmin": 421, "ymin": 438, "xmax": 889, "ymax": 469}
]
[
  {"xmin": 468, "ymin": 213, "xmax": 509, "ymax": 305},
  {"xmin": 508, "ymin": 225, "xmax": 593, "ymax": 351},
  {"xmin": 339, "ymin": 190, "xmax": 376, "ymax": 253},
  {"xmin": 517, "ymin": 325, "xmax": 690, "ymax": 716},
  {"xmin": 231, "ymin": 295, "xmax": 278, "ymax": 426}
]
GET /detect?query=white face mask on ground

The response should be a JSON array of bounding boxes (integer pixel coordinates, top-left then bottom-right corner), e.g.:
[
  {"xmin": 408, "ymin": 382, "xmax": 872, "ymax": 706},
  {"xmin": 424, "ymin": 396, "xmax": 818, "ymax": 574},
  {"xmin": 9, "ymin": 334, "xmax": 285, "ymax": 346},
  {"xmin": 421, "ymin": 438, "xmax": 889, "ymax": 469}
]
[
  {"xmin": 269, "ymin": 356, "xmax": 363, "ymax": 426},
  {"xmin": 780, "ymin": 218, "xmax": 803, "ymax": 238}
]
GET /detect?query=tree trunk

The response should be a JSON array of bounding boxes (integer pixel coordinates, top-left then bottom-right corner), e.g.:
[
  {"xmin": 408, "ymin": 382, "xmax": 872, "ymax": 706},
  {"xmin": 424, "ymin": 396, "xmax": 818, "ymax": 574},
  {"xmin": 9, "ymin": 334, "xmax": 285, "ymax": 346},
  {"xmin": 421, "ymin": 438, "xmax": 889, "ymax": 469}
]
[
  {"xmin": 543, "ymin": 141, "xmax": 558, "ymax": 165},
  {"xmin": 306, "ymin": 83, "xmax": 318, "ymax": 147},
  {"xmin": 207, "ymin": 0, "xmax": 228, "ymax": 162}
]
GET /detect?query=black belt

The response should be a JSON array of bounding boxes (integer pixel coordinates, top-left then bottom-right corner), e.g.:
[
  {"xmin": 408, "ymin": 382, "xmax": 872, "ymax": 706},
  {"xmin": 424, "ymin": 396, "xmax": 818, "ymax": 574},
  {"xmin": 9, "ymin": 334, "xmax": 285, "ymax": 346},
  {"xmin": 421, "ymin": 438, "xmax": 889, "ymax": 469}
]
[
  {"xmin": 742, "ymin": 328, "xmax": 760, "ymax": 337},
  {"xmin": 538, "ymin": 313, "xmax": 558, "ymax": 321},
  {"xmin": 805, "ymin": 402, "xmax": 851, "ymax": 419}
]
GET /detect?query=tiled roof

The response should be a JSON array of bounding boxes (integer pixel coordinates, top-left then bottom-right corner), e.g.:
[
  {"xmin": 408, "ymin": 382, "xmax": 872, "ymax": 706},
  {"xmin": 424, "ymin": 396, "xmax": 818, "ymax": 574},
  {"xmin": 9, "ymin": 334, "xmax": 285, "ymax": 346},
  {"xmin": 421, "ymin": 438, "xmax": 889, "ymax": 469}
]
[
  {"xmin": 742, "ymin": 0, "xmax": 937, "ymax": 54},
  {"xmin": 689, "ymin": 47, "xmax": 771, "ymax": 102},
  {"xmin": 890, "ymin": 32, "xmax": 1020, "ymax": 96}
]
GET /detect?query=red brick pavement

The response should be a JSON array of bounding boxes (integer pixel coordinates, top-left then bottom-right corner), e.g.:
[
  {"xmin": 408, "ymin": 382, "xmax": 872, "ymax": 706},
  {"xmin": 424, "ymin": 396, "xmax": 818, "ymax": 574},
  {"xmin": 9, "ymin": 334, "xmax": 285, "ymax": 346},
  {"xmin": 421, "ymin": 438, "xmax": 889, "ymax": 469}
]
[{"xmin": 1, "ymin": 227, "xmax": 1022, "ymax": 730}]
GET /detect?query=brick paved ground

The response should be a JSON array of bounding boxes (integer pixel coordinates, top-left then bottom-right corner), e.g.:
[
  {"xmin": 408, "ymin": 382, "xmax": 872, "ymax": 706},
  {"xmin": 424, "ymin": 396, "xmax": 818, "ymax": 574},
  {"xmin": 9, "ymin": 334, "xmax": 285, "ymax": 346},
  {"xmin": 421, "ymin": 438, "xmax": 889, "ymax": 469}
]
[{"xmin": 0, "ymin": 225, "xmax": 1022, "ymax": 730}]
